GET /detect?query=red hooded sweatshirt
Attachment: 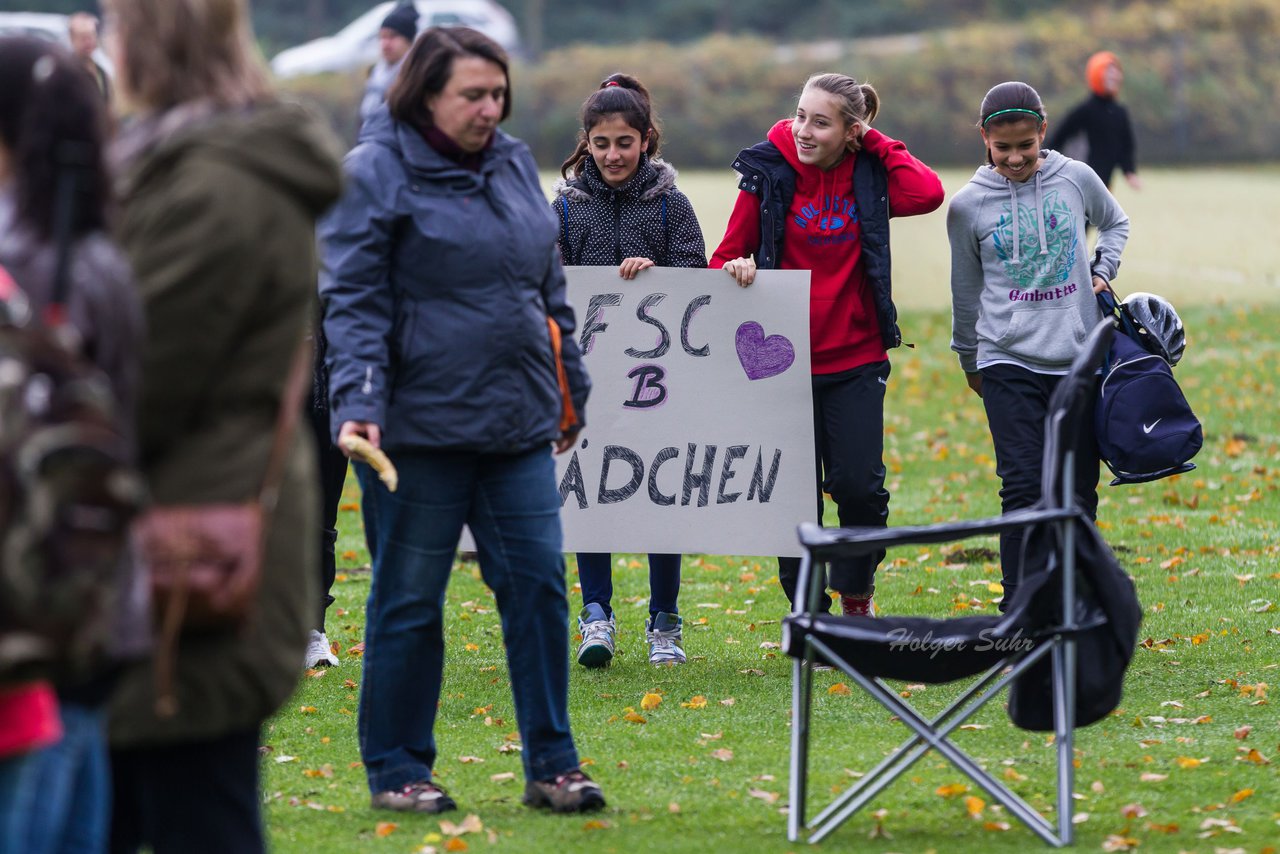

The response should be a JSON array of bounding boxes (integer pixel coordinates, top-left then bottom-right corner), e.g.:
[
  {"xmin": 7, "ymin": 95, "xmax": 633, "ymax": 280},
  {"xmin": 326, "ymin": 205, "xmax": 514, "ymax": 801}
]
[{"xmin": 712, "ymin": 121, "xmax": 944, "ymax": 374}]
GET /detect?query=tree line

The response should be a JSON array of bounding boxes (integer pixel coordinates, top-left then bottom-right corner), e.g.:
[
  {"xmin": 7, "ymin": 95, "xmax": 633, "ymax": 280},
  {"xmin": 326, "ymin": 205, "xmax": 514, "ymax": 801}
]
[{"xmin": 281, "ymin": 0, "xmax": 1278, "ymax": 169}]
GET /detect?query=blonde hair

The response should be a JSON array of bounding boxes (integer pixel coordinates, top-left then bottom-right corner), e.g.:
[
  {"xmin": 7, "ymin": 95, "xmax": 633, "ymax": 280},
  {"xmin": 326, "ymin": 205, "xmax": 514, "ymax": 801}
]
[
  {"xmin": 802, "ymin": 72, "xmax": 880, "ymax": 152},
  {"xmin": 106, "ymin": 0, "xmax": 271, "ymax": 111}
]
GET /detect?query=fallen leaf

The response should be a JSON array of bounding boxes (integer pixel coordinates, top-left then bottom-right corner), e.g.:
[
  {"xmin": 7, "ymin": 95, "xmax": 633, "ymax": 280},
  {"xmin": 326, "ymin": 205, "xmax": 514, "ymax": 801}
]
[
  {"xmin": 668, "ymin": 802, "xmax": 681, "ymax": 813},
  {"xmin": 622, "ymin": 711, "xmax": 647, "ymax": 724},
  {"xmin": 1101, "ymin": 835, "xmax": 1139, "ymax": 851},
  {"xmin": 640, "ymin": 692, "xmax": 663, "ymax": 711},
  {"xmin": 375, "ymin": 822, "xmax": 397, "ymax": 837},
  {"xmin": 828, "ymin": 683, "xmax": 852, "ymax": 696},
  {"xmin": 710, "ymin": 748, "xmax": 734, "ymax": 762},
  {"xmin": 964, "ymin": 795, "xmax": 985, "ymax": 816},
  {"xmin": 748, "ymin": 787, "xmax": 779, "ymax": 804},
  {"xmin": 457, "ymin": 755, "xmax": 484, "ymax": 764},
  {"xmin": 681, "ymin": 695, "xmax": 707, "ymax": 709},
  {"xmin": 489, "ymin": 772, "xmax": 515, "ymax": 783},
  {"xmin": 1174, "ymin": 756, "xmax": 1203, "ymax": 769},
  {"xmin": 1233, "ymin": 725, "xmax": 1253, "ymax": 739},
  {"xmin": 1139, "ymin": 772, "xmax": 1168, "ymax": 782},
  {"xmin": 439, "ymin": 814, "xmax": 483, "ymax": 836},
  {"xmin": 1121, "ymin": 803, "xmax": 1148, "ymax": 819},
  {"xmin": 935, "ymin": 783, "xmax": 969, "ymax": 798},
  {"xmin": 1237, "ymin": 748, "xmax": 1270, "ymax": 765},
  {"xmin": 1229, "ymin": 788, "xmax": 1254, "ymax": 803},
  {"xmin": 443, "ymin": 840, "xmax": 468, "ymax": 853},
  {"xmin": 582, "ymin": 819, "xmax": 610, "ymax": 831}
]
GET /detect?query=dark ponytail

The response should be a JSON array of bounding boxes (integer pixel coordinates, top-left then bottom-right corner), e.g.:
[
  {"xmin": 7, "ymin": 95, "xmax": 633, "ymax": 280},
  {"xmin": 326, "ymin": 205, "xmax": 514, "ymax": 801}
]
[
  {"xmin": 0, "ymin": 36, "xmax": 110, "ymax": 242},
  {"xmin": 559, "ymin": 72, "xmax": 662, "ymax": 179}
]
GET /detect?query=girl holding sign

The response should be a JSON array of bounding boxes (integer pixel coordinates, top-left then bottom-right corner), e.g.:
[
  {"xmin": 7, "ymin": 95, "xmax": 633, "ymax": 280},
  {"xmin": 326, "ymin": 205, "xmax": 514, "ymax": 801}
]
[
  {"xmin": 712, "ymin": 72, "xmax": 944, "ymax": 616},
  {"xmin": 553, "ymin": 73, "xmax": 706, "ymax": 667}
]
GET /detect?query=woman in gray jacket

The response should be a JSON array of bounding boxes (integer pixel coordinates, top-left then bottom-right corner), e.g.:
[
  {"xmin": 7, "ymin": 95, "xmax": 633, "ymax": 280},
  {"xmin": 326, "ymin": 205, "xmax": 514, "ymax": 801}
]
[{"xmin": 320, "ymin": 26, "xmax": 602, "ymax": 816}]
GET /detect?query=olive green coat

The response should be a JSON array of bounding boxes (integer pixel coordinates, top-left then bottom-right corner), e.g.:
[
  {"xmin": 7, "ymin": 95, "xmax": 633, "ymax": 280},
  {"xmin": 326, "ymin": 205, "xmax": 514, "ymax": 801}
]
[{"xmin": 108, "ymin": 102, "xmax": 343, "ymax": 747}]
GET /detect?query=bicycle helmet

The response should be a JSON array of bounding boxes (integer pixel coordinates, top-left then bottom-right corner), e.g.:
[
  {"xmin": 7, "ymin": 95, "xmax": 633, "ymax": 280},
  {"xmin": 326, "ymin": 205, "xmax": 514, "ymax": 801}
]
[{"xmin": 1122, "ymin": 292, "xmax": 1185, "ymax": 366}]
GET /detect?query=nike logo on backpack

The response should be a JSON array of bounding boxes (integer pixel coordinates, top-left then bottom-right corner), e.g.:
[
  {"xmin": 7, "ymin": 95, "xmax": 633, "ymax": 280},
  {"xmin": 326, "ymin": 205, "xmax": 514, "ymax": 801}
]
[{"xmin": 1142, "ymin": 419, "xmax": 1161, "ymax": 434}]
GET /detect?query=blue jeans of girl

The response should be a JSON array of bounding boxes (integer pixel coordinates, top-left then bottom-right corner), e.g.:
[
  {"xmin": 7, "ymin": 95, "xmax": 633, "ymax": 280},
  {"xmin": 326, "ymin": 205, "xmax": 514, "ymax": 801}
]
[
  {"xmin": 576, "ymin": 552, "xmax": 681, "ymax": 618},
  {"xmin": 355, "ymin": 446, "xmax": 580, "ymax": 792}
]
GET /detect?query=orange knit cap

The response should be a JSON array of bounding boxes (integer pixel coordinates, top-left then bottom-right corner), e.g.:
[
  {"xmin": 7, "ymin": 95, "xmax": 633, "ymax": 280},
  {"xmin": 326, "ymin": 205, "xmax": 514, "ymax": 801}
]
[{"xmin": 1086, "ymin": 51, "xmax": 1121, "ymax": 96}]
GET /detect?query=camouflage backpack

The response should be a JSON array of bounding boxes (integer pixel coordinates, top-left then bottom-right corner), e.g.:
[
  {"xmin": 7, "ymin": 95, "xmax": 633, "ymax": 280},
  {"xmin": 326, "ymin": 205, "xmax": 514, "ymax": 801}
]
[{"xmin": 0, "ymin": 262, "xmax": 146, "ymax": 683}]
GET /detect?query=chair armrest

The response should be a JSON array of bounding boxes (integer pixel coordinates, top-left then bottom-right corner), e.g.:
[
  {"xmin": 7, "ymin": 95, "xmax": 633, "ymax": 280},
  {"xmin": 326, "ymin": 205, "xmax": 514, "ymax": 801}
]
[{"xmin": 798, "ymin": 506, "xmax": 1082, "ymax": 560}]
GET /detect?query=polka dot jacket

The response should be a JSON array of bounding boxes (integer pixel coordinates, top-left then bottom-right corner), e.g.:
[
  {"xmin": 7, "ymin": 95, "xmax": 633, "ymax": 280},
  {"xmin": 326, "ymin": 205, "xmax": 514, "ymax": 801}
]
[{"xmin": 551, "ymin": 155, "xmax": 707, "ymax": 269}]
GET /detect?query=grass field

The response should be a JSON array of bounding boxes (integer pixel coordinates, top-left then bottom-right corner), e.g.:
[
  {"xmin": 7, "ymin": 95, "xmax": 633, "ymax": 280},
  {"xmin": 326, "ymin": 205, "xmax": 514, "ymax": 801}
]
[{"xmin": 264, "ymin": 170, "xmax": 1280, "ymax": 853}]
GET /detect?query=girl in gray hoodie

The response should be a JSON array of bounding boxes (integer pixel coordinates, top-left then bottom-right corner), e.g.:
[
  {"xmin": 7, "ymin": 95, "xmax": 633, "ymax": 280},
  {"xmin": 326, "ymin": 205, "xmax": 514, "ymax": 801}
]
[{"xmin": 947, "ymin": 81, "xmax": 1129, "ymax": 607}]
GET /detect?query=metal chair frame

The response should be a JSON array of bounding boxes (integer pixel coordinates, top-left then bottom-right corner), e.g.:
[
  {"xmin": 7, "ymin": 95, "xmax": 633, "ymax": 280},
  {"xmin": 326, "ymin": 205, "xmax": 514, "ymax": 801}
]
[{"xmin": 785, "ymin": 319, "xmax": 1117, "ymax": 847}]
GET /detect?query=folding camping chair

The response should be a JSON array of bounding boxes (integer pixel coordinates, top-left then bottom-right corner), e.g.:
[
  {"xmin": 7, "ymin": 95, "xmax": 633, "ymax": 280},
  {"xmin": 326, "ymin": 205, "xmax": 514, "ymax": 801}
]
[{"xmin": 781, "ymin": 318, "xmax": 1129, "ymax": 847}]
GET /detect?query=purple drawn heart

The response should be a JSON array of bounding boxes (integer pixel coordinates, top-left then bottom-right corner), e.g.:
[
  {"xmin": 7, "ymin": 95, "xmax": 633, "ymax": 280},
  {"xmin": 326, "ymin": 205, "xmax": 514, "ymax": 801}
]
[{"xmin": 735, "ymin": 321, "xmax": 795, "ymax": 381}]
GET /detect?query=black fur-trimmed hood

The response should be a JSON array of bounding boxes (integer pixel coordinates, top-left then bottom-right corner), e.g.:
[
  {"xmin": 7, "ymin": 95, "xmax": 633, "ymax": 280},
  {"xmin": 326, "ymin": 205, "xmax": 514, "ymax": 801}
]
[
  {"xmin": 550, "ymin": 155, "xmax": 707, "ymax": 269},
  {"xmin": 552, "ymin": 156, "xmax": 680, "ymax": 204}
]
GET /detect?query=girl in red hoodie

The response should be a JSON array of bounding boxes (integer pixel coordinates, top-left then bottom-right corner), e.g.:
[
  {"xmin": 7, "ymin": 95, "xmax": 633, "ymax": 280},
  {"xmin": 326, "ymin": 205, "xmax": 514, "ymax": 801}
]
[{"xmin": 712, "ymin": 72, "xmax": 944, "ymax": 615}]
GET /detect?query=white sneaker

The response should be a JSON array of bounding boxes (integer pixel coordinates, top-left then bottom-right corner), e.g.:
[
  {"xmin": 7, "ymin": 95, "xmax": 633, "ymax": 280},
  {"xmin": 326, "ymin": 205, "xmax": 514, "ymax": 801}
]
[{"xmin": 304, "ymin": 629, "xmax": 339, "ymax": 668}]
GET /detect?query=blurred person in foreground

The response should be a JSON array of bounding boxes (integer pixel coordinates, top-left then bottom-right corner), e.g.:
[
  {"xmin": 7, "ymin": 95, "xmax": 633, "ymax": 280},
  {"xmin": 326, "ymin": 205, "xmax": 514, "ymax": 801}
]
[
  {"xmin": 320, "ymin": 26, "xmax": 604, "ymax": 815},
  {"xmin": 0, "ymin": 36, "xmax": 144, "ymax": 853},
  {"xmin": 1046, "ymin": 51, "xmax": 1141, "ymax": 191},
  {"xmin": 101, "ymin": 0, "xmax": 343, "ymax": 851}
]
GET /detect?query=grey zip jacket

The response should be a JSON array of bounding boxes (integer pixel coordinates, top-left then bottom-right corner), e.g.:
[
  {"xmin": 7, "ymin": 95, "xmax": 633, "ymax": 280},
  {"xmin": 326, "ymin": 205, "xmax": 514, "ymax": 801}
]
[{"xmin": 947, "ymin": 149, "xmax": 1128, "ymax": 373}]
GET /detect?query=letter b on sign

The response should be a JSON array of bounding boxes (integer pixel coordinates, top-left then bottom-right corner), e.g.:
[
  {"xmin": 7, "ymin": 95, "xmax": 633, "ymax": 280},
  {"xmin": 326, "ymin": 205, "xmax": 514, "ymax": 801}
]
[{"xmin": 624, "ymin": 364, "xmax": 667, "ymax": 409}]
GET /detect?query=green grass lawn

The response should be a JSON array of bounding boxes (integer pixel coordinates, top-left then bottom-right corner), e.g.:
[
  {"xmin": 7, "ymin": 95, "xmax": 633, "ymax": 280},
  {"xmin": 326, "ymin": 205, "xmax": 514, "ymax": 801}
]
[{"xmin": 264, "ymin": 296, "xmax": 1279, "ymax": 853}]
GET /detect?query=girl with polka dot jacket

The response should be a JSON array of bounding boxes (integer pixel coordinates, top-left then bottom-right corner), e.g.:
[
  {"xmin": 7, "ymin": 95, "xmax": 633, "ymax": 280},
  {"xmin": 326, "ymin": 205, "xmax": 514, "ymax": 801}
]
[{"xmin": 551, "ymin": 73, "xmax": 706, "ymax": 669}]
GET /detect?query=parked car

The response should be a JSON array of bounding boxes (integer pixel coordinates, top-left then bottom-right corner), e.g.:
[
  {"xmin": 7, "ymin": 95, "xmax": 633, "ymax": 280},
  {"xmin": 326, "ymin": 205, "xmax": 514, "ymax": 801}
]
[
  {"xmin": 0, "ymin": 11, "xmax": 114, "ymax": 75},
  {"xmin": 270, "ymin": 0, "xmax": 520, "ymax": 80}
]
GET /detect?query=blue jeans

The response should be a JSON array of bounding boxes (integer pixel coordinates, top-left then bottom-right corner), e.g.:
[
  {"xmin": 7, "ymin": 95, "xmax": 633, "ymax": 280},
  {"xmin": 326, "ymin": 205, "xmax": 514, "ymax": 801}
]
[
  {"xmin": 0, "ymin": 703, "xmax": 108, "ymax": 854},
  {"xmin": 356, "ymin": 446, "xmax": 580, "ymax": 791},
  {"xmin": 576, "ymin": 552, "xmax": 681, "ymax": 618}
]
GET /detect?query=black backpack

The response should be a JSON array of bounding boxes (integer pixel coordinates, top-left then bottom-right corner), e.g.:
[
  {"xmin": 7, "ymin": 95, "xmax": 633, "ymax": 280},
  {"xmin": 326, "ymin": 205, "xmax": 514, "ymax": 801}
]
[
  {"xmin": 0, "ymin": 197, "xmax": 145, "ymax": 682},
  {"xmin": 1008, "ymin": 519, "xmax": 1142, "ymax": 730},
  {"xmin": 1094, "ymin": 291, "xmax": 1203, "ymax": 485}
]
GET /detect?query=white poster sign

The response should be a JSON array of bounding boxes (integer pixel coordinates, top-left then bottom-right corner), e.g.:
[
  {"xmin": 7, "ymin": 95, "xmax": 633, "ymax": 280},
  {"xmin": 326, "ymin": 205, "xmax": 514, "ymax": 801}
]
[{"xmin": 556, "ymin": 266, "xmax": 815, "ymax": 558}]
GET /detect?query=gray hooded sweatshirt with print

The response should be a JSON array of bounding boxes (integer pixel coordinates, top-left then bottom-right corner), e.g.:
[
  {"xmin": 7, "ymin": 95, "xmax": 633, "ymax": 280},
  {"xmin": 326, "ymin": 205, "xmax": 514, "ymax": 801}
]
[{"xmin": 947, "ymin": 149, "xmax": 1128, "ymax": 374}]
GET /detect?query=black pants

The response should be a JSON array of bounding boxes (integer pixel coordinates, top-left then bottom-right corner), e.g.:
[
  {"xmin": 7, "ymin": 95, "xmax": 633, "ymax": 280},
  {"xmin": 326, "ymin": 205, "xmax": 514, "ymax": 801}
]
[
  {"xmin": 308, "ymin": 400, "xmax": 349, "ymax": 631},
  {"xmin": 779, "ymin": 361, "xmax": 891, "ymax": 609},
  {"xmin": 109, "ymin": 729, "xmax": 263, "ymax": 854},
  {"xmin": 981, "ymin": 364, "xmax": 1100, "ymax": 606}
]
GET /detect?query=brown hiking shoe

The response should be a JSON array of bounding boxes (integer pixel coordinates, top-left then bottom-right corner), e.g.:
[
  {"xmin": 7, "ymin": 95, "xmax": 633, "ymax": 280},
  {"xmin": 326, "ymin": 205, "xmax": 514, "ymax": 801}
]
[
  {"xmin": 522, "ymin": 770, "xmax": 605, "ymax": 813},
  {"xmin": 370, "ymin": 780, "xmax": 457, "ymax": 813}
]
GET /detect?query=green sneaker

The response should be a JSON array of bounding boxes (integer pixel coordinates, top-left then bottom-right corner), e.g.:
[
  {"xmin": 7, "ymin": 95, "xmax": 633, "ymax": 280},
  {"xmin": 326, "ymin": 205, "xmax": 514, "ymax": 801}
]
[
  {"xmin": 576, "ymin": 603, "xmax": 615, "ymax": 668},
  {"xmin": 646, "ymin": 612, "xmax": 686, "ymax": 665}
]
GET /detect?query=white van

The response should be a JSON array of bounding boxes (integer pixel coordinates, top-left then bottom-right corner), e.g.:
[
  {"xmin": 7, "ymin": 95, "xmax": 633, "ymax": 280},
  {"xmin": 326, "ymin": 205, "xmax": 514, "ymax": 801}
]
[{"xmin": 271, "ymin": 1, "xmax": 520, "ymax": 80}]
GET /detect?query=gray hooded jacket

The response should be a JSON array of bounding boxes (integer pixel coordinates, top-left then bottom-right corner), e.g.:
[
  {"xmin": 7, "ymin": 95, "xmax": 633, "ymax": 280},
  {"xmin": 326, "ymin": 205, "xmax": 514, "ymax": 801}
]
[{"xmin": 947, "ymin": 150, "xmax": 1128, "ymax": 373}]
